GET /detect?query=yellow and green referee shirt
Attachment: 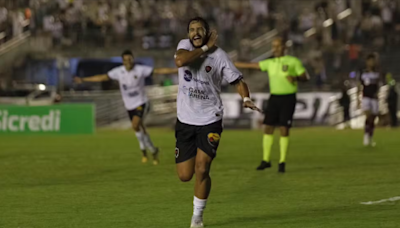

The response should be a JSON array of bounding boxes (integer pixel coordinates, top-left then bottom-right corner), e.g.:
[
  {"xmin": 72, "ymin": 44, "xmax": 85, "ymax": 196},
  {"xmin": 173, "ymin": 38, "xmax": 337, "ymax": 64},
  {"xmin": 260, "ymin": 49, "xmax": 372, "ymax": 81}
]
[{"xmin": 259, "ymin": 55, "xmax": 306, "ymax": 95}]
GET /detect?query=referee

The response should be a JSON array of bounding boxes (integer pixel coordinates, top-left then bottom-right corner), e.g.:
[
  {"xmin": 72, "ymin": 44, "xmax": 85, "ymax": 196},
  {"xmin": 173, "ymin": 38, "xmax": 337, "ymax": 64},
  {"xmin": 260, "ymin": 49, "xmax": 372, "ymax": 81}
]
[{"xmin": 235, "ymin": 38, "xmax": 309, "ymax": 173}]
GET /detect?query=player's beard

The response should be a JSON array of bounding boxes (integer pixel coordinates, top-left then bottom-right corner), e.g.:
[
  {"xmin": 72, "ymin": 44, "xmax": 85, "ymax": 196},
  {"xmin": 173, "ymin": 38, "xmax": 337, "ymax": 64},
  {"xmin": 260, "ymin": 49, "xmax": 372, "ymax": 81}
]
[{"xmin": 190, "ymin": 35, "xmax": 209, "ymax": 48}]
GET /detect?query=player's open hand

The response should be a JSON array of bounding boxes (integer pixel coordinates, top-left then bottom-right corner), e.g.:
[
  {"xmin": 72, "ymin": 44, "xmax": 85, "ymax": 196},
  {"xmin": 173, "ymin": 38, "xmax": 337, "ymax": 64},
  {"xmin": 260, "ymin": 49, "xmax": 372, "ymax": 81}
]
[
  {"xmin": 286, "ymin": 76, "xmax": 297, "ymax": 84},
  {"xmin": 244, "ymin": 100, "xmax": 262, "ymax": 113},
  {"xmin": 206, "ymin": 29, "xmax": 218, "ymax": 49},
  {"xmin": 74, "ymin": 77, "xmax": 83, "ymax": 84}
]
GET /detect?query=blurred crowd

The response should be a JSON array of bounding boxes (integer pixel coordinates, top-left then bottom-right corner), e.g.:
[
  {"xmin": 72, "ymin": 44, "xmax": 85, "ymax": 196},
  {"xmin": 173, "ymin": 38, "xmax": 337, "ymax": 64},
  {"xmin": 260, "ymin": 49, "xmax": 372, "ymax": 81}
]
[
  {"xmin": 283, "ymin": 0, "xmax": 400, "ymax": 89},
  {"xmin": 2, "ymin": 0, "xmax": 400, "ymax": 93},
  {"xmin": 0, "ymin": 0, "xmax": 275, "ymax": 50},
  {"xmin": 0, "ymin": 0, "xmax": 32, "ymax": 45}
]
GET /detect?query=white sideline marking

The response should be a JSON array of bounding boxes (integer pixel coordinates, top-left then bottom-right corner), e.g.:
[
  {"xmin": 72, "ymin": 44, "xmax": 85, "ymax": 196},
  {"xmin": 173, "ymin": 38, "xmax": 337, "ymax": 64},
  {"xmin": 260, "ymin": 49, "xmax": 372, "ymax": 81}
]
[{"xmin": 360, "ymin": 196, "xmax": 400, "ymax": 205}]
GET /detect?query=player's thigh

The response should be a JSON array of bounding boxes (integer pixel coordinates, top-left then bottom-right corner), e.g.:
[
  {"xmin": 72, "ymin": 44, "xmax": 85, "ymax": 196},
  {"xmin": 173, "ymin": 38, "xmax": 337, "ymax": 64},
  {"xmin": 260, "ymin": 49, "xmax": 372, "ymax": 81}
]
[
  {"xmin": 176, "ymin": 156, "xmax": 196, "ymax": 182},
  {"xmin": 196, "ymin": 120, "xmax": 223, "ymax": 160},
  {"xmin": 278, "ymin": 94, "xmax": 297, "ymax": 128},
  {"xmin": 263, "ymin": 96, "xmax": 280, "ymax": 126},
  {"xmin": 131, "ymin": 116, "xmax": 142, "ymax": 130},
  {"xmin": 362, "ymin": 97, "xmax": 372, "ymax": 115},
  {"xmin": 175, "ymin": 119, "xmax": 197, "ymax": 164},
  {"xmin": 371, "ymin": 99, "xmax": 379, "ymax": 116},
  {"xmin": 128, "ymin": 104, "xmax": 146, "ymax": 129}
]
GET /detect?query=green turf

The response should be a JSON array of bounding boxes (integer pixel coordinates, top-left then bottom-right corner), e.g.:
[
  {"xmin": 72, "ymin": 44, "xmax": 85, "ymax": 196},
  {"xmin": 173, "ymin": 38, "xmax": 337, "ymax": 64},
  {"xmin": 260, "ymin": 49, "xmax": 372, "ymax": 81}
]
[{"xmin": 1, "ymin": 127, "xmax": 399, "ymax": 228}]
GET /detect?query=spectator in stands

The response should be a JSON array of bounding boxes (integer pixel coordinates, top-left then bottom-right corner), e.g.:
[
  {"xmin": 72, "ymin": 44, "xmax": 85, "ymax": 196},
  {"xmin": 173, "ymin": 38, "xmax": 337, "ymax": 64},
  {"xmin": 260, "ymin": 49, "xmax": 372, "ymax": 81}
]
[
  {"xmin": 43, "ymin": 14, "xmax": 63, "ymax": 46},
  {"xmin": 346, "ymin": 41, "xmax": 362, "ymax": 70},
  {"xmin": 299, "ymin": 8, "xmax": 315, "ymax": 32},
  {"xmin": 0, "ymin": 4, "xmax": 8, "ymax": 44},
  {"xmin": 394, "ymin": 5, "xmax": 400, "ymax": 46},
  {"xmin": 360, "ymin": 11, "xmax": 373, "ymax": 44},
  {"xmin": 10, "ymin": 7, "xmax": 25, "ymax": 37},
  {"xmin": 113, "ymin": 15, "xmax": 127, "ymax": 43},
  {"xmin": 311, "ymin": 56, "xmax": 326, "ymax": 89},
  {"xmin": 387, "ymin": 74, "xmax": 398, "ymax": 127},
  {"xmin": 250, "ymin": 0, "xmax": 269, "ymax": 25},
  {"xmin": 339, "ymin": 82, "xmax": 351, "ymax": 127},
  {"xmin": 381, "ymin": 0, "xmax": 395, "ymax": 46},
  {"xmin": 218, "ymin": 9, "xmax": 235, "ymax": 48},
  {"xmin": 64, "ymin": 3, "xmax": 81, "ymax": 44}
]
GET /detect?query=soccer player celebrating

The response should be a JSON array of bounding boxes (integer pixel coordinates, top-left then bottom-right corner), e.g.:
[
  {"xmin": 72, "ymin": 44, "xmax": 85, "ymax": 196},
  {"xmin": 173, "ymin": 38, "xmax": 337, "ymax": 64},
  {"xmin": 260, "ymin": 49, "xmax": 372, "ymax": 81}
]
[
  {"xmin": 174, "ymin": 17, "xmax": 260, "ymax": 228},
  {"xmin": 235, "ymin": 38, "xmax": 309, "ymax": 173},
  {"xmin": 358, "ymin": 54, "xmax": 384, "ymax": 146},
  {"xmin": 74, "ymin": 50, "xmax": 177, "ymax": 165}
]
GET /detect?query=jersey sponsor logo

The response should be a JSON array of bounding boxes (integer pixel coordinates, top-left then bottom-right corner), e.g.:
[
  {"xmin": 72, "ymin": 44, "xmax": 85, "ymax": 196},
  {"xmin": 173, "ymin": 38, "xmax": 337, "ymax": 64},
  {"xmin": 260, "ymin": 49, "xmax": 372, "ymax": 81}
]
[
  {"xmin": 186, "ymin": 87, "xmax": 210, "ymax": 100},
  {"xmin": 282, "ymin": 65, "xmax": 289, "ymax": 72},
  {"xmin": 207, "ymin": 133, "xmax": 220, "ymax": 148},
  {"xmin": 361, "ymin": 72, "xmax": 379, "ymax": 86},
  {"xmin": 193, "ymin": 78, "xmax": 210, "ymax": 85},
  {"xmin": 175, "ymin": 148, "xmax": 179, "ymax": 158},
  {"xmin": 128, "ymin": 91, "xmax": 139, "ymax": 97},
  {"xmin": 184, "ymin": 70, "xmax": 193, "ymax": 82},
  {"xmin": 205, "ymin": 66, "xmax": 212, "ymax": 73}
]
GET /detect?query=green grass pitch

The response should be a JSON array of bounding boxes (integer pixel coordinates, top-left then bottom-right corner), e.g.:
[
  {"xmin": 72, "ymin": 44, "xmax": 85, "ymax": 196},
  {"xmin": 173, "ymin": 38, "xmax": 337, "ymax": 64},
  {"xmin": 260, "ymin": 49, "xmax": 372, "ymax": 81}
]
[{"xmin": 1, "ymin": 127, "xmax": 399, "ymax": 228}]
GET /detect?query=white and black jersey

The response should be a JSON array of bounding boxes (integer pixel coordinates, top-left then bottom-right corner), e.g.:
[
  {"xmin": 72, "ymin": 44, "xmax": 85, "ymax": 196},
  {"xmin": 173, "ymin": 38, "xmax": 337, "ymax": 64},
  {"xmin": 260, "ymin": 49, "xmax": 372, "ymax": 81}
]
[
  {"xmin": 107, "ymin": 64, "xmax": 153, "ymax": 110},
  {"xmin": 175, "ymin": 39, "xmax": 243, "ymax": 126},
  {"xmin": 358, "ymin": 69, "xmax": 382, "ymax": 98}
]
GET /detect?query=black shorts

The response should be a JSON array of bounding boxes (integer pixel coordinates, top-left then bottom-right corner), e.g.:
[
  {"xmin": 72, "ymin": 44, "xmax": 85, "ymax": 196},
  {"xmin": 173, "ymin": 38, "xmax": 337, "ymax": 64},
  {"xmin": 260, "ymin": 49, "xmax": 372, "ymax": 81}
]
[
  {"xmin": 175, "ymin": 119, "xmax": 223, "ymax": 163},
  {"xmin": 263, "ymin": 94, "xmax": 296, "ymax": 127},
  {"xmin": 127, "ymin": 103, "xmax": 149, "ymax": 120}
]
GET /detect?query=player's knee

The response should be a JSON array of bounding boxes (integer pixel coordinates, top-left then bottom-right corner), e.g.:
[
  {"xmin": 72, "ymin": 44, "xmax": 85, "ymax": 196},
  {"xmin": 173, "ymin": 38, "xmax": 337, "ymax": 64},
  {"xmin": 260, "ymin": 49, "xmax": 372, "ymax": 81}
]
[
  {"xmin": 195, "ymin": 162, "xmax": 210, "ymax": 179},
  {"xmin": 178, "ymin": 172, "xmax": 193, "ymax": 182},
  {"xmin": 132, "ymin": 123, "xmax": 140, "ymax": 132}
]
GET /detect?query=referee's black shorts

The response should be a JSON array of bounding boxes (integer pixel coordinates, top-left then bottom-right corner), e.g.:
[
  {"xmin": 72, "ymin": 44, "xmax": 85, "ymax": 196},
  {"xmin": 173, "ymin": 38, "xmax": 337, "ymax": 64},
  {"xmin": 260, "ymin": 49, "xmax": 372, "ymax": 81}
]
[{"xmin": 263, "ymin": 94, "xmax": 297, "ymax": 128}]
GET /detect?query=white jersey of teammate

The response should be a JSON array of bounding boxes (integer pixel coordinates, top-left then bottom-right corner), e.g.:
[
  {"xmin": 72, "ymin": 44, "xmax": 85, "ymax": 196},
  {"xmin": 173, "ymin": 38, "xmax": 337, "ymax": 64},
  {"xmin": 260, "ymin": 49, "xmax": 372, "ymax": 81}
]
[
  {"xmin": 176, "ymin": 39, "xmax": 242, "ymax": 126},
  {"xmin": 108, "ymin": 64, "xmax": 153, "ymax": 110}
]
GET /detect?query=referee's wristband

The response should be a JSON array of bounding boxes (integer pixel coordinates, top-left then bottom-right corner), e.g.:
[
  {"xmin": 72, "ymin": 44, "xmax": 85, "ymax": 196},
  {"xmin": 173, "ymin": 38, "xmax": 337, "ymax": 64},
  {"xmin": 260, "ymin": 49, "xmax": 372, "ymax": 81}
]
[
  {"xmin": 201, "ymin": 45, "xmax": 209, "ymax": 52},
  {"xmin": 243, "ymin": 97, "xmax": 252, "ymax": 103}
]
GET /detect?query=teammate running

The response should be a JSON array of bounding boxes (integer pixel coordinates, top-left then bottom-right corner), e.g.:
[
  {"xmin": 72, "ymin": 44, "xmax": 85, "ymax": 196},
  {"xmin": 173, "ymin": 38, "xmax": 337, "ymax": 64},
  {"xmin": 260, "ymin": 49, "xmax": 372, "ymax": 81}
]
[
  {"xmin": 358, "ymin": 54, "xmax": 384, "ymax": 146},
  {"xmin": 174, "ymin": 17, "xmax": 260, "ymax": 228},
  {"xmin": 74, "ymin": 50, "xmax": 177, "ymax": 165},
  {"xmin": 235, "ymin": 38, "xmax": 309, "ymax": 173}
]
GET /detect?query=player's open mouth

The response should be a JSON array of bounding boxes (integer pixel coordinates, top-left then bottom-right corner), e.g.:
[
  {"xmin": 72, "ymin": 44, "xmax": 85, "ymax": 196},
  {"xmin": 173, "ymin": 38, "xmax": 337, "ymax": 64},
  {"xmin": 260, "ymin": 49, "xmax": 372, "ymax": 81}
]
[{"xmin": 193, "ymin": 36, "xmax": 202, "ymax": 41}]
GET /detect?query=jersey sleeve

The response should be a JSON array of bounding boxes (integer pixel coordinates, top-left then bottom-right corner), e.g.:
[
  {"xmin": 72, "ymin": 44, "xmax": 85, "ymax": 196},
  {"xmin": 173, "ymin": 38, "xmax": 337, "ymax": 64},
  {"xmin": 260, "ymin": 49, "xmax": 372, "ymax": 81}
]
[
  {"xmin": 140, "ymin": 65, "xmax": 154, "ymax": 78},
  {"xmin": 259, "ymin": 59, "xmax": 269, "ymax": 72},
  {"xmin": 176, "ymin": 39, "xmax": 192, "ymax": 51},
  {"xmin": 107, "ymin": 67, "xmax": 120, "ymax": 80},
  {"xmin": 292, "ymin": 58, "xmax": 306, "ymax": 76},
  {"xmin": 220, "ymin": 52, "xmax": 243, "ymax": 84}
]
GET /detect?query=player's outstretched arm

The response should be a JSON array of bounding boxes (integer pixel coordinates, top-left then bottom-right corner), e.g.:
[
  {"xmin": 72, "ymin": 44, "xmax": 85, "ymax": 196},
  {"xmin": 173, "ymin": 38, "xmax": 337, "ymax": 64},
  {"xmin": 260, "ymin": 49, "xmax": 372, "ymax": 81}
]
[
  {"xmin": 174, "ymin": 30, "xmax": 218, "ymax": 68},
  {"xmin": 74, "ymin": 74, "xmax": 110, "ymax": 84},
  {"xmin": 234, "ymin": 62, "xmax": 261, "ymax": 70},
  {"xmin": 234, "ymin": 79, "xmax": 262, "ymax": 112},
  {"xmin": 153, "ymin": 68, "xmax": 178, "ymax": 75}
]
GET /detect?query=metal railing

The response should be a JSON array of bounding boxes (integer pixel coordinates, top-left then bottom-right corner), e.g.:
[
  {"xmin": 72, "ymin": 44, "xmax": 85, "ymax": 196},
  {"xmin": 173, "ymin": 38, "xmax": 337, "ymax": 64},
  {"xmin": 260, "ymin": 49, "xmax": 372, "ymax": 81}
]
[
  {"xmin": 61, "ymin": 85, "xmax": 178, "ymax": 127},
  {"xmin": 228, "ymin": 29, "xmax": 278, "ymax": 62},
  {"xmin": 0, "ymin": 19, "xmax": 30, "ymax": 49},
  {"xmin": 0, "ymin": 31, "xmax": 31, "ymax": 55}
]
